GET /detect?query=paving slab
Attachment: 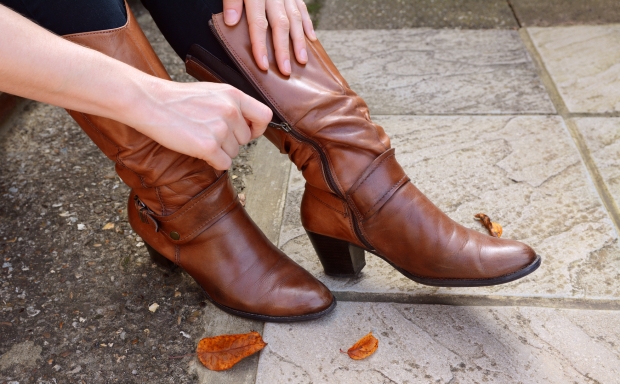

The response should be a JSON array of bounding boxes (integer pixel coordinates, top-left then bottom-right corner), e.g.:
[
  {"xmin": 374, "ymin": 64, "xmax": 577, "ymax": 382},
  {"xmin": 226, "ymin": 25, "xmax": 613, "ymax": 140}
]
[
  {"xmin": 316, "ymin": 0, "xmax": 518, "ymax": 30},
  {"xmin": 317, "ymin": 29, "xmax": 555, "ymax": 115},
  {"xmin": 575, "ymin": 117, "xmax": 620, "ymax": 213},
  {"xmin": 189, "ymin": 302, "xmax": 264, "ymax": 384},
  {"xmin": 279, "ymin": 115, "xmax": 620, "ymax": 306},
  {"xmin": 510, "ymin": 0, "xmax": 620, "ymax": 27},
  {"xmin": 256, "ymin": 302, "xmax": 620, "ymax": 384},
  {"xmin": 527, "ymin": 25, "xmax": 620, "ymax": 114}
]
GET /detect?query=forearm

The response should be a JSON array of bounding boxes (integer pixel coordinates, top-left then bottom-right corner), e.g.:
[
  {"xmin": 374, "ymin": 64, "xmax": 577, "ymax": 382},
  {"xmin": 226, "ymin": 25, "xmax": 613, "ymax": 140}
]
[
  {"xmin": 0, "ymin": 4, "xmax": 158, "ymax": 124},
  {"xmin": 0, "ymin": 4, "xmax": 271, "ymax": 171}
]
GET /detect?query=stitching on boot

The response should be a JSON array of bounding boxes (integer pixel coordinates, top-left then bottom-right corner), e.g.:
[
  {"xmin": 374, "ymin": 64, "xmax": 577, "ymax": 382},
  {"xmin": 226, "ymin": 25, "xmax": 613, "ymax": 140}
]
[
  {"xmin": 156, "ymin": 176, "xmax": 228, "ymax": 223},
  {"xmin": 348, "ymin": 152, "xmax": 395, "ymax": 195},
  {"xmin": 173, "ymin": 199, "xmax": 237, "ymax": 242},
  {"xmin": 306, "ymin": 189, "xmax": 346, "ymax": 216},
  {"xmin": 363, "ymin": 175, "xmax": 409, "ymax": 218},
  {"xmin": 155, "ymin": 187, "xmax": 166, "ymax": 216}
]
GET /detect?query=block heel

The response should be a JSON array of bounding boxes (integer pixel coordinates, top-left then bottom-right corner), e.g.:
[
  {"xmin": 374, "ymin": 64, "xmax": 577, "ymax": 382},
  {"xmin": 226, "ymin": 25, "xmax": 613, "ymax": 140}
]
[
  {"xmin": 306, "ymin": 231, "xmax": 366, "ymax": 277},
  {"xmin": 145, "ymin": 242, "xmax": 177, "ymax": 271}
]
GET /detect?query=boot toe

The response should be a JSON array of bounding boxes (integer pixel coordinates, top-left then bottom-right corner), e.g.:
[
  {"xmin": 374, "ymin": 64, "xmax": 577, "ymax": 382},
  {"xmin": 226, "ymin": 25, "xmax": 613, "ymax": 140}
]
[
  {"xmin": 481, "ymin": 239, "xmax": 538, "ymax": 278},
  {"xmin": 267, "ymin": 270, "xmax": 335, "ymax": 319}
]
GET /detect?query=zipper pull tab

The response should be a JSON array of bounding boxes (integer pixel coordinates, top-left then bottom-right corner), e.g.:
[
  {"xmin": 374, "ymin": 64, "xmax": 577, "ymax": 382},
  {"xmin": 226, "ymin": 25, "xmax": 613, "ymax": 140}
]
[
  {"xmin": 268, "ymin": 121, "xmax": 291, "ymax": 132},
  {"xmin": 133, "ymin": 195, "xmax": 160, "ymax": 232}
]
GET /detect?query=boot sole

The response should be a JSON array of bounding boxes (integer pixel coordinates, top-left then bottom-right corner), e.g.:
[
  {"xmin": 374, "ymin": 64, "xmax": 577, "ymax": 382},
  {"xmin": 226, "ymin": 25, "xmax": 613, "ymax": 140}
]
[
  {"xmin": 145, "ymin": 242, "xmax": 337, "ymax": 322},
  {"xmin": 201, "ymin": 289, "xmax": 337, "ymax": 323}
]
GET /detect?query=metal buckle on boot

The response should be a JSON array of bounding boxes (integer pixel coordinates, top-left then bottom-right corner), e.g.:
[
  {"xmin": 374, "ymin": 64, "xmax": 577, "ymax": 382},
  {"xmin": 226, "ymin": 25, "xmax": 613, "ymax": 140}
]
[{"xmin": 133, "ymin": 195, "xmax": 160, "ymax": 232}]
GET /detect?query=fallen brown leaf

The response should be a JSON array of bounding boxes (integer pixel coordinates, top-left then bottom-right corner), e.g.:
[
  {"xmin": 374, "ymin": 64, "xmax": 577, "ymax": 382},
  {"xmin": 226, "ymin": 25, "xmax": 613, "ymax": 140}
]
[
  {"xmin": 6, "ymin": 238, "xmax": 17, "ymax": 243},
  {"xmin": 474, "ymin": 213, "xmax": 503, "ymax": 238},
  {"xmin": 342, "ymin": 332, "xmax": 379, "ymax": 360},
  {"xmin": 196, "ymin": 331, "xmax": 267, "ymax": 371},
  {"xmin": 102, "ymin": 223, "xmax": 115, "ymax": 230}
]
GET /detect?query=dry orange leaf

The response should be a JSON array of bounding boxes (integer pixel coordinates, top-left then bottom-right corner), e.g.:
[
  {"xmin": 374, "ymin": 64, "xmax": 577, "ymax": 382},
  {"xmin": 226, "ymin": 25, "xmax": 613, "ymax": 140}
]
[
  {"xmin": 474, "ymin": 213, "xmax": 503, "ymax": 238},
  {"xmin": 342, "ymin": 332, "xmax": 379, "ymax": 360},
  {"xmin": 196, "ymin": 331, "xmax": 267, "ymax": 371},
  {"xmin": 102, "ymin": 223, "xmax": 115, "ymax": 230}
]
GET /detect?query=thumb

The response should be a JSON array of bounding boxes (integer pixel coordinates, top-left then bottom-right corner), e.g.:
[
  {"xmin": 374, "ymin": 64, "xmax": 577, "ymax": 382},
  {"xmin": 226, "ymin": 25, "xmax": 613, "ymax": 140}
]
[{"xmin": 238, "ymin": 94, "xmax": 273, "ymax": 139}]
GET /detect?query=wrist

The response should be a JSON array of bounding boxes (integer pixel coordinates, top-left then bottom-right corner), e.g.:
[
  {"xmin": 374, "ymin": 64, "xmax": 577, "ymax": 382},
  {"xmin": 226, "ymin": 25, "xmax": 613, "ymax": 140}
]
[{"xmin": 112, "ymin": 68, "xmax": 166, "ymax": 131}]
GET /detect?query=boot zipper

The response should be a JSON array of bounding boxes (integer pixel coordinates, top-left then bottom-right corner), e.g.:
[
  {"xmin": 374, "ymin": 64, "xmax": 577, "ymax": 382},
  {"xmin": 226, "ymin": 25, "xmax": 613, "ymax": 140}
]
[
  {"xmin": 268, "ymin": 121, "xmax": 291, "ymax": 132},
  {"xmin": 209, "ymin": 21, "xmax": 374, "ymax": 250},
  {"xmin": 208, "ymin": 23, "xmax": 342, "ymax": 196},
  {"xmin": 268, "ymin": 121, "xmax": 344, "ymax": 202},
  {"xmin": 134, "ymin": 195, "xmax": 160, "ymax": 232}
]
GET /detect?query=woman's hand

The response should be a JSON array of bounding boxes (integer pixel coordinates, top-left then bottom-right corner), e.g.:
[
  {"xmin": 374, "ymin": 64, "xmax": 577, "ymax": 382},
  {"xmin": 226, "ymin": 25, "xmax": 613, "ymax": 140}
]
[
  {"xmin": 0, "ymin": 4, "xmax": 271, "ymax": 171},
  {"xmin": 223, "ymin": 0, "xmax": 317, "ymax": 76},
  {"xmin": 129, "ymin": 79, "xmax": 272, "ymax": 170}
]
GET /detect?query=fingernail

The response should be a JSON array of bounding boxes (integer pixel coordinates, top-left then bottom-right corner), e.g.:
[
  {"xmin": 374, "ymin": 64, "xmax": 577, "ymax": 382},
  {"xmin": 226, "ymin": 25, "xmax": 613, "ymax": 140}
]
[
  {"xmin": 300, "ymin": 48, "xmax": 308, "ymax": 62},
  {"xmin": 284, "ymin": 59, "xmax": 291, "ymax": 74},
  {"xmin": 310, "ymin": 27, "xmax": 317, "ymax": 40},
  {"xmin": 224, "ymin": 9, "xmax": 238, "ymax": 24},
  {"xmin": 262, "ymin": 55, "xmax": 269, "ymax": 69}
]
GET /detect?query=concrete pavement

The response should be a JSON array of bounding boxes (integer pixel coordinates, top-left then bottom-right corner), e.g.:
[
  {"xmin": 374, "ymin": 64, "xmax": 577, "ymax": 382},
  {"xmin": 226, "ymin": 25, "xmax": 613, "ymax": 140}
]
[{"xmin": 2, "ymin": 1, "xmax": 620, "ymax": 383}]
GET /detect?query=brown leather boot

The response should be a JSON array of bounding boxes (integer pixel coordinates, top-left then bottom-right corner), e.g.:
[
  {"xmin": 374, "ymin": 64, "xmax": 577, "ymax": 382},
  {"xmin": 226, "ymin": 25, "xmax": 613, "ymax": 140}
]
[
  {"xmin": 185, "ymin": 10, "xmax": 541, "ymax": 287},
  {"xmin": 61, "ymin": 4, "xmax": 334, "ymax": 321}
]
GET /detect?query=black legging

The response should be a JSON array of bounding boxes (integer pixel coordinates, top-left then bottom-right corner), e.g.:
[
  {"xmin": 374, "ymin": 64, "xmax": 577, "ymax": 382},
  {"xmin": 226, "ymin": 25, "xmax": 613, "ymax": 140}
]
[{"xmin": 0, "ymin": 0, "xmax": 236, "ymax": 68}]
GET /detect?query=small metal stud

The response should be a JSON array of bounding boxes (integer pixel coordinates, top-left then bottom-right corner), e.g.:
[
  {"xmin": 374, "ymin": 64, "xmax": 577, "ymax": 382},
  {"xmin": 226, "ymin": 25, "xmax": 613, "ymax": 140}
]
[{"xmin": 170, "ymin": 231, "xmax": 180, "ymax": 240}]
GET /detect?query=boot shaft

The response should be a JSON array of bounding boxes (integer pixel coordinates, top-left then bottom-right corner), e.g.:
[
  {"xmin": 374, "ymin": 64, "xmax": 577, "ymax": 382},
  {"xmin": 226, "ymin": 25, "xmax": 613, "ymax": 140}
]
[
  {"xmin": 63, "ymin": 3, "xmax": 218, "ymax": 215},
  {"xmin": 195, "ymin": 11, "xmax": 392, "ymax": 197}
]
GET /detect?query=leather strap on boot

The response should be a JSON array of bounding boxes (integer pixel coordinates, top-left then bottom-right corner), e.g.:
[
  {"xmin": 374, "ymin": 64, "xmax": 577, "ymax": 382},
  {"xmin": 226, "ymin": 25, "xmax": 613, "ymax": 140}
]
[
  {"xmin": 346, "ymin": 149, "xmax": 409, "ymax": 221},
  {"xmin": 135, "ymin": 172, "xmax": 238, "ymax": 244}
]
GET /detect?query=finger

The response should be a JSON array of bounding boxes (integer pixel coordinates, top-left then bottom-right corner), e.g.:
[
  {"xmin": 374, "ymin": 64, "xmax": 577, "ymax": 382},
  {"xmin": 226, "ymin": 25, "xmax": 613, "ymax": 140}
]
[
  {"xmin": 221, "ymin": 133, "xmax": 240, "ymax": 159},
  {"xmin": 232, "ymin": 121, "xmax": 252, "ymax": 145},
  {"xmin": 223, "ymin": 0, "xmax": 243, "ymax": 25},
  {"xmin": 266, "ymin": 0, "xmax": 292, "ymax": 75},
  {"xmin": 205, "ymin": 146, "xmax": 232, "ymax": 171},
  {"xmin": 238, "ymin": 93, "xmax": 272, "ymax": 139},
  {"xmin": 284, "ymin": 0, "xmax": 307, "ymax": 64},
  {"xmin": 295, "ymin": 0, "xmax": 316, "ymax": 41},
  {"xmin": 245, "ymin": 0, "xmax": 270, "ymax": 70}
]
